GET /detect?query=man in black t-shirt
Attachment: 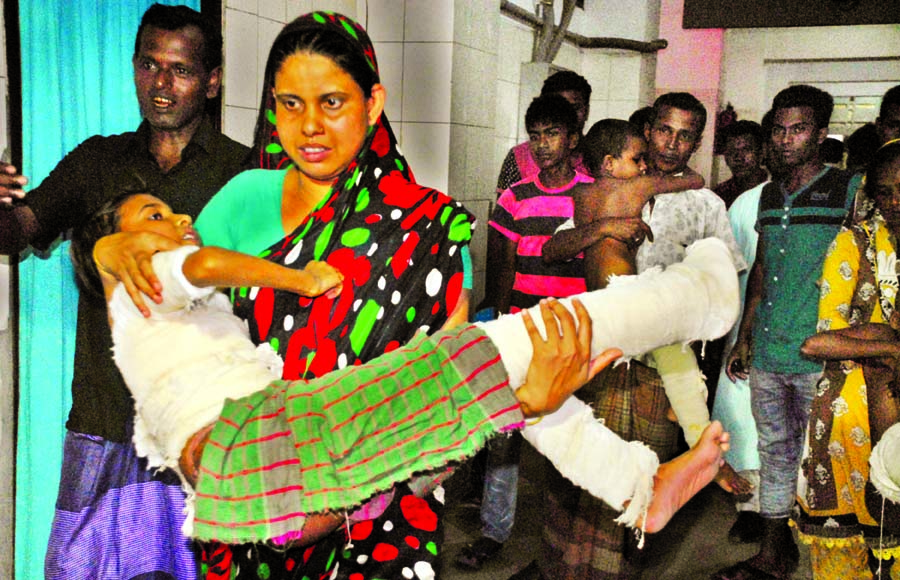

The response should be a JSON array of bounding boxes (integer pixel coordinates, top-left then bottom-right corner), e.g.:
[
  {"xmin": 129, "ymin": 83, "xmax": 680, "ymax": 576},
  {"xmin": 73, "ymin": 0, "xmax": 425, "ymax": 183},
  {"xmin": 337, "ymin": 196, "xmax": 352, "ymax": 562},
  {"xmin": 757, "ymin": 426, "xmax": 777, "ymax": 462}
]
[{"xmin": 0, "ymin": 5, "xmax": 248, "ymax": 579}]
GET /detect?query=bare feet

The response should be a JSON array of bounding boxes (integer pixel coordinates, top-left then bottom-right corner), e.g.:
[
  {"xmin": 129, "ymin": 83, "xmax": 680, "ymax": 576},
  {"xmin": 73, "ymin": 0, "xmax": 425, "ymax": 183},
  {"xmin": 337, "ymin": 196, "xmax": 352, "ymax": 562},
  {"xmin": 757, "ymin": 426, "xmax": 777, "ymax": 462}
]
[
  {"xmin": 714, "ymin": 460, "xmax": 754, "ymax": 495},
  {"xmin": 642, "ymin": 420, "xmax": 729, "ymax": 533}
]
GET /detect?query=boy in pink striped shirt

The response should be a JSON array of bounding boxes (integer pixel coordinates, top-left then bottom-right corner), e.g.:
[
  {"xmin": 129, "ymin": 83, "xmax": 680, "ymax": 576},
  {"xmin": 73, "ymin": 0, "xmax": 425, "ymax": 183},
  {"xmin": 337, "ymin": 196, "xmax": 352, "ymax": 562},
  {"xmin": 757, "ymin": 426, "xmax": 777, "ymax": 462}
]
[{"xmin": 487, "ymin": 94, "xmax": 593, "ymax": 314}]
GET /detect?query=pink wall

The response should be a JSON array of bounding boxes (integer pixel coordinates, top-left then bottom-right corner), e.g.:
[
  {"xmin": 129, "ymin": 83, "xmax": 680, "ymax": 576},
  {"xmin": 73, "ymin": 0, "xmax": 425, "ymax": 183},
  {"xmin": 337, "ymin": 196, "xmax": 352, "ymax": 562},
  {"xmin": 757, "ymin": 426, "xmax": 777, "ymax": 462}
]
[
  {"xmin": 655, "ymin": 0, "xmax": 724, "ymax": 178},
  {"xmin": 657, "ymin": 0, "xmax": 723, "ymax": 91}
]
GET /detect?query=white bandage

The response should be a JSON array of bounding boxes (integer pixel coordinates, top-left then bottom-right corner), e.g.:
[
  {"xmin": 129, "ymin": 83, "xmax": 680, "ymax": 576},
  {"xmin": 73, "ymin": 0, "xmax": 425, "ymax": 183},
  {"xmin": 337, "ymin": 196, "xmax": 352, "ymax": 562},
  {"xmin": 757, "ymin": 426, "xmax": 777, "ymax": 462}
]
[
  {"xmin": 477, "ymin": 237, "xmax": 739, "ymax": 523},
  {"xmin": 652, "ymin": 344, "xmax": 709, "ymax": 448},
  {"xmin": 870, "ymin": 423, "xmax": 900, "ymax": 504}
]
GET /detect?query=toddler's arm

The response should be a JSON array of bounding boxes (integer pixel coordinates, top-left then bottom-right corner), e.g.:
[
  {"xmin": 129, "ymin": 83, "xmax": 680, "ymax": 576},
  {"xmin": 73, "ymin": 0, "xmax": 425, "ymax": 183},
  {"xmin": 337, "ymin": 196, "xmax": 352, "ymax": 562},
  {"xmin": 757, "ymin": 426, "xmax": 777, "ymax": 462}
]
[{"xmin": 543, "ymin": 173, "xmax": 701, "ymax": 265}]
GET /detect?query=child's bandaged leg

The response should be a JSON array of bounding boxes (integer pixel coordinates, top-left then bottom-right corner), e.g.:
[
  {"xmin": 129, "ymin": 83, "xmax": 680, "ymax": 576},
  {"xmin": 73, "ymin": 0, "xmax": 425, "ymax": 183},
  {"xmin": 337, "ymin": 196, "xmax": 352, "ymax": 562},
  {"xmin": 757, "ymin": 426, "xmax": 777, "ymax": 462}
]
[
  {"xmin": 652, "ymin": 344, "xmax": 709, "ymax": 448},
  {"xmin": 522, "ymin": 397, "xmax": 659, "ymax": 528},
  {"xmin": 477, "ymin": 237, "xmax": 739, "ymax": 523},
  {"xmin": 479, "ymin": 237, "xmax": 740, "ymax": 389}
]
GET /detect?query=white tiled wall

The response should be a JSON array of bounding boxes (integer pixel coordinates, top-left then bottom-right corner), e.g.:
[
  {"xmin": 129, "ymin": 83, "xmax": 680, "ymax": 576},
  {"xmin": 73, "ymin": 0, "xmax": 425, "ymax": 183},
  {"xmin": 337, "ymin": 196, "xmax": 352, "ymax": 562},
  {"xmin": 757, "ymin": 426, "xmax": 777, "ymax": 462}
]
[{"xmin": 222, "ymin": 0, "xmax": 359, "ymax": 146}]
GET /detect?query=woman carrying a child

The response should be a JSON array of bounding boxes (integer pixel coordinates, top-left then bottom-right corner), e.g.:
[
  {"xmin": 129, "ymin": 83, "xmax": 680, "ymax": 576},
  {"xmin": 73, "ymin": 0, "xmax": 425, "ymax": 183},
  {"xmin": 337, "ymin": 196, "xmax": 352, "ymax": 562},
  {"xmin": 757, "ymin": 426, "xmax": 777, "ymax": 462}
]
[
  {"xmin": 98, "ymin": 13, "xmax": 741, "ymax": 580},
  {"xmin": 187, "ymin": 12, "xmax": 483, "ymax": 579},
  {"xmin": 89, "ymin": 12, "xmax": 488, "ymax": 578}
]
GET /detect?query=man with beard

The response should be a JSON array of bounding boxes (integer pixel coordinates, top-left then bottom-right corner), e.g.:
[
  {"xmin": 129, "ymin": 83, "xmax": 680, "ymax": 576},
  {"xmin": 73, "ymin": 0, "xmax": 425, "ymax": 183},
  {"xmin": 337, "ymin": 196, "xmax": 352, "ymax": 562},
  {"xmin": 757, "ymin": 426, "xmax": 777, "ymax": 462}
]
[
  {"xmin": 0, "ymin": 5, "xmax": 248, "ymax": 579},
  {"xmin": 717, "ymin": 85, "xmax": 861, "ymax": 580}
]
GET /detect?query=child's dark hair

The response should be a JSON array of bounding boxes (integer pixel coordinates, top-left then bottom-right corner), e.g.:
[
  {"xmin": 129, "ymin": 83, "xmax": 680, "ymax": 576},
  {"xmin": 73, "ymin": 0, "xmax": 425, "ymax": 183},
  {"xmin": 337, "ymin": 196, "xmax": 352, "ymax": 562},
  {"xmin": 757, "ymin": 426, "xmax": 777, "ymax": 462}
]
[
  {"xmin": 70, "ymin": 192, "xmax": 139, "ymax": 298},
  {"xmin": 772, "ymin": 84, "xmax": 834, "ymax": 130},
  {"xmin": 540, "ymin": 70, "xmax": 592, "ymax": 102},
  {"xmin": 525, "ymin": 94, "xmax": 578, "ymax": 136},
  {"xmin": 581, "ymin": 119, "xmax": 644, "ymax": 177}
]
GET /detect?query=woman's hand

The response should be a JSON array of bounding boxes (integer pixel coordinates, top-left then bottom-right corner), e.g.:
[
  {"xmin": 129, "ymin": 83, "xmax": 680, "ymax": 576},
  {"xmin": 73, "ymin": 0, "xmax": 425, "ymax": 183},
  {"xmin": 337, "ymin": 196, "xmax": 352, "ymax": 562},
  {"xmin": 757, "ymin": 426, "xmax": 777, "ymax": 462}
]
[
  {"xmin": 300, "ymin": 260, "xmax": 344, "ymax": 299},
  {"xmin": 94, "ymin": 231, "xmax": 180, "ymax": 317},
  {"xmin": 515, "ymin": 298, "xmax": 622, "ymax": 417}
]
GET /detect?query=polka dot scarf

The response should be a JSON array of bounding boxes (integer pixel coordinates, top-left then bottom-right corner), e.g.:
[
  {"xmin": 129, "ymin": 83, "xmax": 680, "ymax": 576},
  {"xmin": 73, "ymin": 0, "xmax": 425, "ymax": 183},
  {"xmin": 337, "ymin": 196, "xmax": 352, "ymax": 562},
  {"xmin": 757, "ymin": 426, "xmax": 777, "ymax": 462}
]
[{"xmin": 233, "ymin": 11, "xmax": 474, "ymax": 382}]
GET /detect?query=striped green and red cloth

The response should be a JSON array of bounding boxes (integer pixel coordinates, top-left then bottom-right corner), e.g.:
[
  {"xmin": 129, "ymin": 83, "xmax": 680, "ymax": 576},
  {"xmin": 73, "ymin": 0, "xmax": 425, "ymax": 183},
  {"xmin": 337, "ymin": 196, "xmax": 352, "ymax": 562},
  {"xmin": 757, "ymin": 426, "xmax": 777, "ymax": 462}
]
[{"xmin": 192, "ymin": 324, "xmax": 523, "ymax": 544}]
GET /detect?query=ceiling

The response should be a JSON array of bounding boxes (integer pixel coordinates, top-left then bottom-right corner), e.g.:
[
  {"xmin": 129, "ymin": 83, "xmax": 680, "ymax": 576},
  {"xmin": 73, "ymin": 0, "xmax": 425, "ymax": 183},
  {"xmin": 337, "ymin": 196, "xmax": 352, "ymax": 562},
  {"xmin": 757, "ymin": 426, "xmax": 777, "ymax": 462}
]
[{"xmin": 683, "ymin": 0, "xmax": 900, "ymax": 28}]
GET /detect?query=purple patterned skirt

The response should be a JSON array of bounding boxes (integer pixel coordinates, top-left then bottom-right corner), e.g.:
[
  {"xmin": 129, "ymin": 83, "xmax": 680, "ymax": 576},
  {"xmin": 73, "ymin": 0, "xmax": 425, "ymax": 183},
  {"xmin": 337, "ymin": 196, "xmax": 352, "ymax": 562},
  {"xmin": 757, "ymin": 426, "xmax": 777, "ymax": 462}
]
[{"xmin": 45, "ymin": 429, "xmax": 197, "ymax": 580}]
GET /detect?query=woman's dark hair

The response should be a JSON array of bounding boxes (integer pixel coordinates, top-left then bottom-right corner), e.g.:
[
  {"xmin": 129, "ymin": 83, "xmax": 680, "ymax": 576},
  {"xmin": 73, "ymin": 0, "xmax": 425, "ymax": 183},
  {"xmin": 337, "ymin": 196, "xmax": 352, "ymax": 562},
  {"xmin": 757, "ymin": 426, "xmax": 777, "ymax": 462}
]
[
  {"xmin": 866, "ymin": 140, "xmax": 900, "ymax": 198},
  {"xmin": 70, "ymin": 192, "xmax": 139, "ymax": 298},
  {"xmin": 250, "ymin": 13, "xmax": 381, "ymax": 168},
  {"xmin": 581, "ymin": 119, "xmax": 645, "ymax": 177},
  {"xmin": 524, "ymin": 94, "xmax": 578, "ymax": 136}
]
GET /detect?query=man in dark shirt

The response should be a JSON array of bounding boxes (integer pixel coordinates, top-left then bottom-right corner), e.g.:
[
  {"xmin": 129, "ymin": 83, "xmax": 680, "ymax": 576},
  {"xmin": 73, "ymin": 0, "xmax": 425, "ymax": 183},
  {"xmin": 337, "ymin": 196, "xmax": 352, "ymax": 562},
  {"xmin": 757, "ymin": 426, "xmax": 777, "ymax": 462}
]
[{"xmin": 0, "ymin": 5, "xmax": 248, "ymax": 579}]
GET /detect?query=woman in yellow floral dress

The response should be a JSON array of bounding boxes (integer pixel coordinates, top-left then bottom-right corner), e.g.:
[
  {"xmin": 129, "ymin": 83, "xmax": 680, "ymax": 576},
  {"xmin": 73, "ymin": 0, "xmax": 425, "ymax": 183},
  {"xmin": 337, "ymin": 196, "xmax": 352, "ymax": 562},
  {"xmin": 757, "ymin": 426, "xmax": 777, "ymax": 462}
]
[{"xmin": 797, "ymin": 139, "xmax": 900, "ymax": 579}]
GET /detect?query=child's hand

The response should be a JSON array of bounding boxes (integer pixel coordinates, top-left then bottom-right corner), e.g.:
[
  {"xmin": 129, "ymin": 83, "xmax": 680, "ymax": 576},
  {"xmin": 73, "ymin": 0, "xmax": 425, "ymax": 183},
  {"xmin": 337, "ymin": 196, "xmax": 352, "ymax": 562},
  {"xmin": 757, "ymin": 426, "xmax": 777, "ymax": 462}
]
[
  {"xmin": 682, "ymin": 166, "xmax": 706, "ymax": 189},
  {"xmin": 600, "ymin": 217, "xmax": 653, "ymax": 246},
  {"xmin": 95, "ymin": 231, "xmax": 180, "ymax": 317},
  {"xmin": 301, "ymin": 261, "xmax": 344, "ymax": 298}
]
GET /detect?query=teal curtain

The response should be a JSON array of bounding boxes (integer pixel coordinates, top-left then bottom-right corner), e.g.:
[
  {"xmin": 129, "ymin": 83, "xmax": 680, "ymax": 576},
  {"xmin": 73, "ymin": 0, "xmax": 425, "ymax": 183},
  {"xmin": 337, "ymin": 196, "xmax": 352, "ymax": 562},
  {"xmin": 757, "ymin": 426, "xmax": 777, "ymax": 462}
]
[{"xmin": 15, "ymin": 1, "xmax": 200, "ymax": 578}]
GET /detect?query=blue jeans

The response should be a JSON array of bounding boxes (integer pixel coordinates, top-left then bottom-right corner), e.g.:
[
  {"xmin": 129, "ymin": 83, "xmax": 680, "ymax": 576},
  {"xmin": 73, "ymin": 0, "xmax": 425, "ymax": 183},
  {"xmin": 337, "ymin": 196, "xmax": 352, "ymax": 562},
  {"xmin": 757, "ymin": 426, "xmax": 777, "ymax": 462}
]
[
  {"xmin": 749, "ymin": 368, "xmax": 820, "ymax": 519},
  {"xmin": 480, "ymin": 433, "xmax": 522, "ymax": 542}
]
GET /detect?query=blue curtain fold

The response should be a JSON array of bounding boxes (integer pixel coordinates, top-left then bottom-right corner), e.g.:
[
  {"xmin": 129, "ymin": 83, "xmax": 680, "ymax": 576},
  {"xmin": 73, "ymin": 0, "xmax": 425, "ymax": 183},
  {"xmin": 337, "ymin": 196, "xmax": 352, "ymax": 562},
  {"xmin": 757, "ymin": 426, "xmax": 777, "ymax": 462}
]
[{"xmin": 15, "ymin": 2, "xmax": 199, "ymax": 578}]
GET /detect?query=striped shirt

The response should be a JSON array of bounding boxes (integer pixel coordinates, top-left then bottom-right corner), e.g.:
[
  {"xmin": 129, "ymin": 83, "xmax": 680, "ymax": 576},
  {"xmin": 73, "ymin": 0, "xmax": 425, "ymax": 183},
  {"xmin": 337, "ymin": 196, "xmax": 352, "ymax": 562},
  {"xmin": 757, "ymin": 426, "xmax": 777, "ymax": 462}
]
[{"xmin": 489, "ymin": 172, "xmax": 592, "ymax": 311}]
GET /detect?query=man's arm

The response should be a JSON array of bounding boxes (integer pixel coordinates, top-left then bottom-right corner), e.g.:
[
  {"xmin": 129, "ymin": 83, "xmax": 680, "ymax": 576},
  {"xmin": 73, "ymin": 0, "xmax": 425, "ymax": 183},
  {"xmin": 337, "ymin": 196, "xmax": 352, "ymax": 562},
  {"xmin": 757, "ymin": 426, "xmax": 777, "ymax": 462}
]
[
  {"xmin": 542, "ymin": 219, "xmax": 652, "ymax": 264},
  {"xmin": 543, "ymin": 174, "xmax": 702, "ymax": 265},
  {"xmin": 0, "ymin": 162, "xmax": 39, "ymax": 254},
  {"xmin": 725, "ymin": 239, "xmax": 765, "ymax": 381},
  {"xmin": 0, "ymin": 204, "xmax": 41, "ymax": 255}
]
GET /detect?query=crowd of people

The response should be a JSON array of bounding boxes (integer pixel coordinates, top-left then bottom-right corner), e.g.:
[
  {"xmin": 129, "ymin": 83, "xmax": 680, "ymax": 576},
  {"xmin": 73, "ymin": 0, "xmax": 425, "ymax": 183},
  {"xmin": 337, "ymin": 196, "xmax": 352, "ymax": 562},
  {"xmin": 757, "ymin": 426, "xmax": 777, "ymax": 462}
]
[{"xmin": 1, "ymin": 4, "xmax": 899, "ymax": 580}]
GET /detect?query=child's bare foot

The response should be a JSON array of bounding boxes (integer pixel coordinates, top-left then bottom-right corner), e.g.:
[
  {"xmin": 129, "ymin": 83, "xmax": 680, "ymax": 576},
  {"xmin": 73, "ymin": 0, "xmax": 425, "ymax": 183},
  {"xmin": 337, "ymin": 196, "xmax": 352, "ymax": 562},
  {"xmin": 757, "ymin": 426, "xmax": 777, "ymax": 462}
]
[
  {"xmin": 714, "ymin": 460, "xmax": 754, "ymax": 495},
  {"xmin": 642, "ymin": 421, "xmax": 728, "ymax": 533}
]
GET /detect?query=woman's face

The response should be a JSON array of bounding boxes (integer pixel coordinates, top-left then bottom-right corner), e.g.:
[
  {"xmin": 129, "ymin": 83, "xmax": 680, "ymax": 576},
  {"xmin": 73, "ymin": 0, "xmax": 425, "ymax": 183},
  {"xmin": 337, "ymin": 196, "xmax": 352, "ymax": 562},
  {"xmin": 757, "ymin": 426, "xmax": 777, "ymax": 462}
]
[
  {"xmin": 871, "ymin": 155, "xmax": 900, "ymax": 232},
  {"xmin": 273, "ymin": 51, "xmax": 384, "ymax": 186}
]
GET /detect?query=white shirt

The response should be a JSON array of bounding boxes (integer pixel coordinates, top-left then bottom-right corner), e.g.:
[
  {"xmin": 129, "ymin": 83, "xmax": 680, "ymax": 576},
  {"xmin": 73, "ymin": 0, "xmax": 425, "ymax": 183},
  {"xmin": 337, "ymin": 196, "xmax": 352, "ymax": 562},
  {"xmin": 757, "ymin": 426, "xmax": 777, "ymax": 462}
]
[
  {"xmin": 635, "ymin": 188, "xmax": 747, "ymax": 273},
  {"xmin": 110, "ymin": 246, "xmax": 281, "ymax": 475}
]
